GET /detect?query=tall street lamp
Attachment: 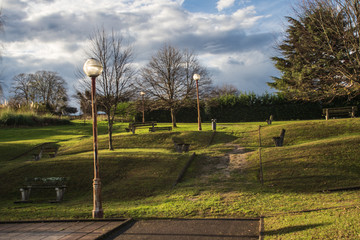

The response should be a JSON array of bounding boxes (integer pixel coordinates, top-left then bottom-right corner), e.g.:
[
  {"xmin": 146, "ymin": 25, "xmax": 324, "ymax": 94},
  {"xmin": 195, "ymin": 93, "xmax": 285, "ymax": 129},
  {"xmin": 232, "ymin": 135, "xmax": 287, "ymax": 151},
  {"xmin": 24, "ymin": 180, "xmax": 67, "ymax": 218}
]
[
  {"xmin": 140, "ymin": 91, "xmax": 145, "ymax": 123},
  {"xmin": 193, "ymin": 73, "xmax": 202, "ymax": 131},
  {"xmin": 83, "ymin": 58, "xmax": 104, "ymax": 219}
]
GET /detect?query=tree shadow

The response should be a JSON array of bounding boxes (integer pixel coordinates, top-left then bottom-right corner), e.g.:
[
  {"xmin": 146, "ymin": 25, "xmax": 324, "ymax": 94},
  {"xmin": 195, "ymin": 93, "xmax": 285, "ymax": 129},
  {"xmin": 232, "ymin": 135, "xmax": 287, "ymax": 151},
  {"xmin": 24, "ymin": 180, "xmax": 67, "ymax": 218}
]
[{"xmin": 264, "ymin": 223, "xmax": 329, "ymax": 236}]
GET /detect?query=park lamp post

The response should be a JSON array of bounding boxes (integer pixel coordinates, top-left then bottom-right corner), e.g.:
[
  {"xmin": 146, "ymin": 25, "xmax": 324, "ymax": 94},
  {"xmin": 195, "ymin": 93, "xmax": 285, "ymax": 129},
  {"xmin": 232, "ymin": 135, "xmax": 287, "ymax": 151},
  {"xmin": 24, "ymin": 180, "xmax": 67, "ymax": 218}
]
[
  {"xmin": 140, "ymin": 91, "xmax": 146, "ymax": 123},
  {"xmin": 193, "ymin": 73, "xmax": 202, "ymax": 131},
  {"xmin": 83, "ymin": 58, "xmax": 104, "ymax": 219}
]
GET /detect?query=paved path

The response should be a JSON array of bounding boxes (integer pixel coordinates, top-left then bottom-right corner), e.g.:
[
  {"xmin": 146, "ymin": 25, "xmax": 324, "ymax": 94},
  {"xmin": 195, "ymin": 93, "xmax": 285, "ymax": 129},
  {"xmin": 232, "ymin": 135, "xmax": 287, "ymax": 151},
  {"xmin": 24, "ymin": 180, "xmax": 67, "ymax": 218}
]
[
  {"xmin": 0, "ymin": 218, "xmax": 261, "ymax": 240},
  {"xmin": 108, "ymin": 219, "xmax": 260, "ymax": 240},
  {"xmin": 0, "ymin": 220, "xmax": 128, "ymax": 240}
]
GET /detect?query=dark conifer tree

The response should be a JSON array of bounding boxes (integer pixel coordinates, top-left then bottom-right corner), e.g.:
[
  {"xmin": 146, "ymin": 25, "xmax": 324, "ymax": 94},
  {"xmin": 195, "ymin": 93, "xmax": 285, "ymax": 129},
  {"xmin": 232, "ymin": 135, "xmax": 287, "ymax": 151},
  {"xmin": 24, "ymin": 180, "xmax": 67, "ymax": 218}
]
[{"xmin": 270, "ymin": 0, "xmax": 359, "ymax": 102}]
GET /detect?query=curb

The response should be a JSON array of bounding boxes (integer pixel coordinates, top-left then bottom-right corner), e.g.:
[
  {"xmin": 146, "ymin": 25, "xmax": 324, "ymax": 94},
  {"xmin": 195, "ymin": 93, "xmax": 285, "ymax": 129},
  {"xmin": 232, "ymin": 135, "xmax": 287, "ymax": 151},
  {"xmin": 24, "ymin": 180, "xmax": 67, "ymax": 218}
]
[
  {"xmin": 173, "ymin": 152, "xmax": 196, "ymax": 187},
  {"xmin": 96, "ymin": 218, "xmax": 134, "ymax": 240},
  {"xmin": 259, "ymin": 216, "xmax": 264, "ymax": 240},
  {"xmin": 0, "ymin": 218, "xmax": 129, "ymax": 224}
]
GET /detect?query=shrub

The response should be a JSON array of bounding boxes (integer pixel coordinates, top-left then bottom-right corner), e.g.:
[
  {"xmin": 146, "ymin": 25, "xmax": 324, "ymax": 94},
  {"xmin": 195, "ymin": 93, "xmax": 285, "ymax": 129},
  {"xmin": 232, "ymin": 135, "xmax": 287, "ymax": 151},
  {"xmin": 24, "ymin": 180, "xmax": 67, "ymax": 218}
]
[{"xmin": 0, "ymin": 109, "xmax": 70, "ymax": 127}]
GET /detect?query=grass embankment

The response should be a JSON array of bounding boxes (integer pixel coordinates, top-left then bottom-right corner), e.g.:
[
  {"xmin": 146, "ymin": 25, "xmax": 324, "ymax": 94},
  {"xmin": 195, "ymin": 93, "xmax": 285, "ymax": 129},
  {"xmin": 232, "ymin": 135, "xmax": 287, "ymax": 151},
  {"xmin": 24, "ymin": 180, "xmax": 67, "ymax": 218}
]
[{"xmin": 0, "ymin": 119, "xmax": 360, "ymax": 239}]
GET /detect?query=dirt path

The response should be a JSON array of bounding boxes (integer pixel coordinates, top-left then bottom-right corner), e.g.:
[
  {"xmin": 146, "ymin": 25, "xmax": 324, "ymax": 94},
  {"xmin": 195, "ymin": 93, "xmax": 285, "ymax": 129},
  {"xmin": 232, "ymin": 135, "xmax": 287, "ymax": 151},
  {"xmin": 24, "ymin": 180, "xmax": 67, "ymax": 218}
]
[
  {"xmin": 201, "ymin": 143, "xmax": 251, "ymax": 180},
  {"xmin": 219, "ymin": 144, "xmax": 250, "ymax": 177}
]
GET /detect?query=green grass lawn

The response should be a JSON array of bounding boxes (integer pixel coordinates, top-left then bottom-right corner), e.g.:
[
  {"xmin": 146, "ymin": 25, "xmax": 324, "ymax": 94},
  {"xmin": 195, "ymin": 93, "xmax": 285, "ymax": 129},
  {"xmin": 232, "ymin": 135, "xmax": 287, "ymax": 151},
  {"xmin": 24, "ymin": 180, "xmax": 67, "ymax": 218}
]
[{"xmin": 0, "ymin": 119, "xmax": 360, "ymax": 239}]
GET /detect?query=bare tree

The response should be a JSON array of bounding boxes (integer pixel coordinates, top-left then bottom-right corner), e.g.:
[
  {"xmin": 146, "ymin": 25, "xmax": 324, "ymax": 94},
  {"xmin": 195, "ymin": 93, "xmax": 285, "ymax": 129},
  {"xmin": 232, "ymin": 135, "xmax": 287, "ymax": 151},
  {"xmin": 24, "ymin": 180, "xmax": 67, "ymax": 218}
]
[
  {"xmin": 11, "ymin": 73, "xmax": 33, "ymax": 105},
  {"xmin": 11, "ymin": 71, "xmax": 68, "ymax": 113},
  {"xmin": 31, "ymin": 71, "xmax": 68, "ymax": 112},
  {"xmin": 211, "ymin": 84, "xmax": 239, "ymax": 97},
  {"xmin": 80, "ymin": 28, "xmax": 134, "ymax": 150},
  {"xmin": 139, "ymin": 45, "xmax": 212, "ymax": 127}
]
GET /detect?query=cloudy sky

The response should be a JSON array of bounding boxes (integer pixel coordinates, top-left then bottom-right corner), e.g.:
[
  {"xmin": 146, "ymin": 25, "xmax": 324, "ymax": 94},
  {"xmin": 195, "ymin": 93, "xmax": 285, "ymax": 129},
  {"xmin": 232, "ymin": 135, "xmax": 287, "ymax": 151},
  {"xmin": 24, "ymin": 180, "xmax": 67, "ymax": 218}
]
[{"xmin": 1, "ymin": 0, "xmax": 295, "ymax": 102}]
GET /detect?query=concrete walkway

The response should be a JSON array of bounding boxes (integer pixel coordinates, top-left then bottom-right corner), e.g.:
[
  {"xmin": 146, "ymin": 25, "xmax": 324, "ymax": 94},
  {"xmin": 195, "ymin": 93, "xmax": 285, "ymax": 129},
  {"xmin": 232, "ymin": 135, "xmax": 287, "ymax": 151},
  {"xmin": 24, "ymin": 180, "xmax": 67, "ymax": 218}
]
[
  {"xmin": 0, "ymin": 219, "xmax": 129, "ymax": 240},
  {"xmin": 109, "ymin": 218, "xmax": 261, "ymax": 240},
  {"xmin": 0, "ymin": 218, "xmax": 262, "ymax": 240}
]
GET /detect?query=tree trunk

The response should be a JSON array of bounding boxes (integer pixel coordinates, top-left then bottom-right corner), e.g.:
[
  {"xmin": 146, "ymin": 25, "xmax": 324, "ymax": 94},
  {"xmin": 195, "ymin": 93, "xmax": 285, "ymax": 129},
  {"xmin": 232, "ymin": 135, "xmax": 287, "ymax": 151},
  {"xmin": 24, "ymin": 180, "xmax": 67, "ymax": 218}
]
[
  {"xmin": 171, "ymin": 108, "xmax": 177, "ymax": 128},
  {"xmin": 107, "ymin": 115, "xmax": 114, "ymax": 150}
]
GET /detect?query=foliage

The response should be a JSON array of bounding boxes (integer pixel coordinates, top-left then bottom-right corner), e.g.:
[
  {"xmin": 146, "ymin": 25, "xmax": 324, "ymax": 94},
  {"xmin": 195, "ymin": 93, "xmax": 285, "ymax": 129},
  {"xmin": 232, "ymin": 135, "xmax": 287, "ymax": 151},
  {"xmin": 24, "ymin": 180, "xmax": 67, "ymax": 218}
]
[
  {"xmin": 270, "ymin": 0, "xmax": 360, "ymax": 102},
  {"xmin": 205, "ymin": 92, "xmax": 323, "ymax": 122},
  {"xmin": 115, "ymin": 101, "xmax": 136, "ymax": 122},
  {"xmin": 0, "ymin": 109, "xmax": 70, "ymax": 127},
  {"xmin": 121, "ymin": 92, "xmax": 360, "ymax": 123}
]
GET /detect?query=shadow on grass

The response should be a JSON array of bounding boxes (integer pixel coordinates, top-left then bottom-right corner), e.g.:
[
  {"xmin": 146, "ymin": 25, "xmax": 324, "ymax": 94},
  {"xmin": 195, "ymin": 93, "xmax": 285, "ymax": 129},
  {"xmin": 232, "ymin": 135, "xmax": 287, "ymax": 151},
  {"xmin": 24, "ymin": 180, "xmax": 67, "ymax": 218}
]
[
  {"xmin": 264, "ymin": 223, "xmax": 329, "ymax": 236},
  {"xmin": 212, "ymin": 132, "xmax": 238, "ymax": 145}
]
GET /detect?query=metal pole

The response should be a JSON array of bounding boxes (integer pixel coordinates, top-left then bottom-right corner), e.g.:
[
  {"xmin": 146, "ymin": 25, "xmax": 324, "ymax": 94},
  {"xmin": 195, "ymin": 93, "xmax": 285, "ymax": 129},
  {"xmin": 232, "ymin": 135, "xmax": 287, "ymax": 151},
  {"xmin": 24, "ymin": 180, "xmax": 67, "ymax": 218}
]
[
  {"xmin": 91, "ymin": 76, "xmax": 103, "ymax": 219},
  {"xmin": 196, "ymin": 79, "xmax": 202, "ymax": 131},
  {"xmin": 142, "ymin": 94, "xmax": 145, "ymax": 123}
]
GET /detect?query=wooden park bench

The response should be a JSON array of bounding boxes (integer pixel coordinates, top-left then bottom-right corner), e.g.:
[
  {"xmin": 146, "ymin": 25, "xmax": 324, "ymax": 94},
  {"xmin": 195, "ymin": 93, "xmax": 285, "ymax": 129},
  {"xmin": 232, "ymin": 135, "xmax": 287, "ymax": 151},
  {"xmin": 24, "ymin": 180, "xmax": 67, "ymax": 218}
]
[
  {"xmin": 322, "ymin": 106, "xmax": 357, "ymax": 120},
  {"xmin": 33, "ymin": 143, "xmax": 58, "ymax": 160},
  {"xmin": 42, "ymin": 145, "xmax": 58, "ymax": 158},
  {"xmin": 273, "ymin": 129, "xmax": 286, "ymax": 147},
  {"xmin": 15, "ymin": 177, "xmax": 68, "ymax": 203},
  {"xmin": 149, "ymin": 126, "xmax": 172, "ymax": 132},
  {"xmin": 126, "ymin": 122, "xmax": 157, "ymax": 134},
  {"xmin": 172, "ymin": 139, "xmax": 190, "ymax": 153}
]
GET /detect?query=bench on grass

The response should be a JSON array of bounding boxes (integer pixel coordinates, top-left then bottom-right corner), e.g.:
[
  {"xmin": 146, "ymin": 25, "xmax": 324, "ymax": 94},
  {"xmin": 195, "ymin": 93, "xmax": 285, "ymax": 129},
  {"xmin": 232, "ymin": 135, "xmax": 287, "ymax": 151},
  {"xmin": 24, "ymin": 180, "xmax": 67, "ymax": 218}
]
[
  {"xmin": 322, "ymin": 106, "xmax": 357, "ymax": 120},
  {"xmin": 172, "ymin": 139, "xmax": 190, "ymax": 153},
  {"xmin": 42, "ymin": 147, "xmax": 58, "ymax": 158},
  {"xmin": 126, "ymin": 122, "xmax": 157, "ymax": 134},
  {"xmin": 273, "ymin": 129, "xmax": 286, "ymax": 147},
  {"xmin": 33, "ymin": 149, "xmax": 43, "ymax": 161},
  {"xmin": 15, "ymin": 177, "xmax": 68, "ymax": 203},
  {"xmin": 32, "ymin": 144, "xmax": 59, "ymax": 160},
  {"xmin": 149, "ymin": 126, "xmax": 172, "ymax": 132}
]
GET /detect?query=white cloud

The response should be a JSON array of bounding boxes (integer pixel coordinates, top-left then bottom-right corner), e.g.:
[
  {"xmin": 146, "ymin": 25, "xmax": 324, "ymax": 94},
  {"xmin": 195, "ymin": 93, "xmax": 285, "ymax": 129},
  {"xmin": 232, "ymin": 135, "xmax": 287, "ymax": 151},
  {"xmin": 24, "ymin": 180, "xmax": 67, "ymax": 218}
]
[
  {"xmin": 216, "ymin": 0, "xmax": 235, "ymax": 11},
  {"xmin": 200, "ymin": 51, "xmax": 277, "ymax": 92},
  {"xmin": 1, "ymin": 0, "xmax": 282, "ymax": 101}
]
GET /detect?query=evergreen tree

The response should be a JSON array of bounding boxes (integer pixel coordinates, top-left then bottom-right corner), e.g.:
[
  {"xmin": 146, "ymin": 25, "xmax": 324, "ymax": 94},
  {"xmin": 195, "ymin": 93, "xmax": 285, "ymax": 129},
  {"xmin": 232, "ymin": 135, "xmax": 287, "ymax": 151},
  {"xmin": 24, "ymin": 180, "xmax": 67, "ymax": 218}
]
[{"xmin": 270, "ymin": 0, "xmax": 359, "ymax": 102}]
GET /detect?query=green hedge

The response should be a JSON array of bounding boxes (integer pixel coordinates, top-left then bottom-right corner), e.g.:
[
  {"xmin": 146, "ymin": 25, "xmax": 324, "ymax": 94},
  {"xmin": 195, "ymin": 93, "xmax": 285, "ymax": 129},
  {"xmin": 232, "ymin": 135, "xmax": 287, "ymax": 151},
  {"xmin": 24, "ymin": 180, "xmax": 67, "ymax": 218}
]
[{"xmin": 135, "ymin": 93, "xmax": 360, "ymax": 123}]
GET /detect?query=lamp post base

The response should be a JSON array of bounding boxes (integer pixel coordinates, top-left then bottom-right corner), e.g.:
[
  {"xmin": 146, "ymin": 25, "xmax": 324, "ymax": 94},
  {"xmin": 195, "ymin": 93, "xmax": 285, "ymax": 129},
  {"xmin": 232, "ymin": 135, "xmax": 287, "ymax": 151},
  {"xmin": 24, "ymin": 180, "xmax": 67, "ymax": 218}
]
[
  {"xmin": 92, "ymin": 178, "xmax": 103, "ymax": 219},
  {"xmin": 92, "ymin": 209, "xmax": 104, "ymax": 219}
]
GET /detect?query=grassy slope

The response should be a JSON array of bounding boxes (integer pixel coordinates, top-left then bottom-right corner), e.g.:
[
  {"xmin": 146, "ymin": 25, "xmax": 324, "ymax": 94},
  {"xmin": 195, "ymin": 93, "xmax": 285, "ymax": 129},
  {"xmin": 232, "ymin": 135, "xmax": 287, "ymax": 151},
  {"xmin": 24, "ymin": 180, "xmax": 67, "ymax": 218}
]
[{"xmin": 0, "ymin": 119, "xmax": 359, "ymax": 239}]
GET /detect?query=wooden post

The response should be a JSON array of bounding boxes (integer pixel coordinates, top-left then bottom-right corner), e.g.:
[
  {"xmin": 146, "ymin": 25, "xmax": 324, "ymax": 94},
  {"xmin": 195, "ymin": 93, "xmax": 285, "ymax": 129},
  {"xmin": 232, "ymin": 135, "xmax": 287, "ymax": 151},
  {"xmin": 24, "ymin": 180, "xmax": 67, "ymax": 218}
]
[
  {"xmin": 259, "ymin": 216, "xmax": 265, "ymax": 240},
  {"xmin": 351, "ymin": 107, "xmax": 355, "ymax": 118},
  {"xmin": 258, "ymin": 125, "xmax": 262, "ymax": 147},
  {"xmin": 325, "ymin": 108, "xmax": 329, "ymax": 120}
]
